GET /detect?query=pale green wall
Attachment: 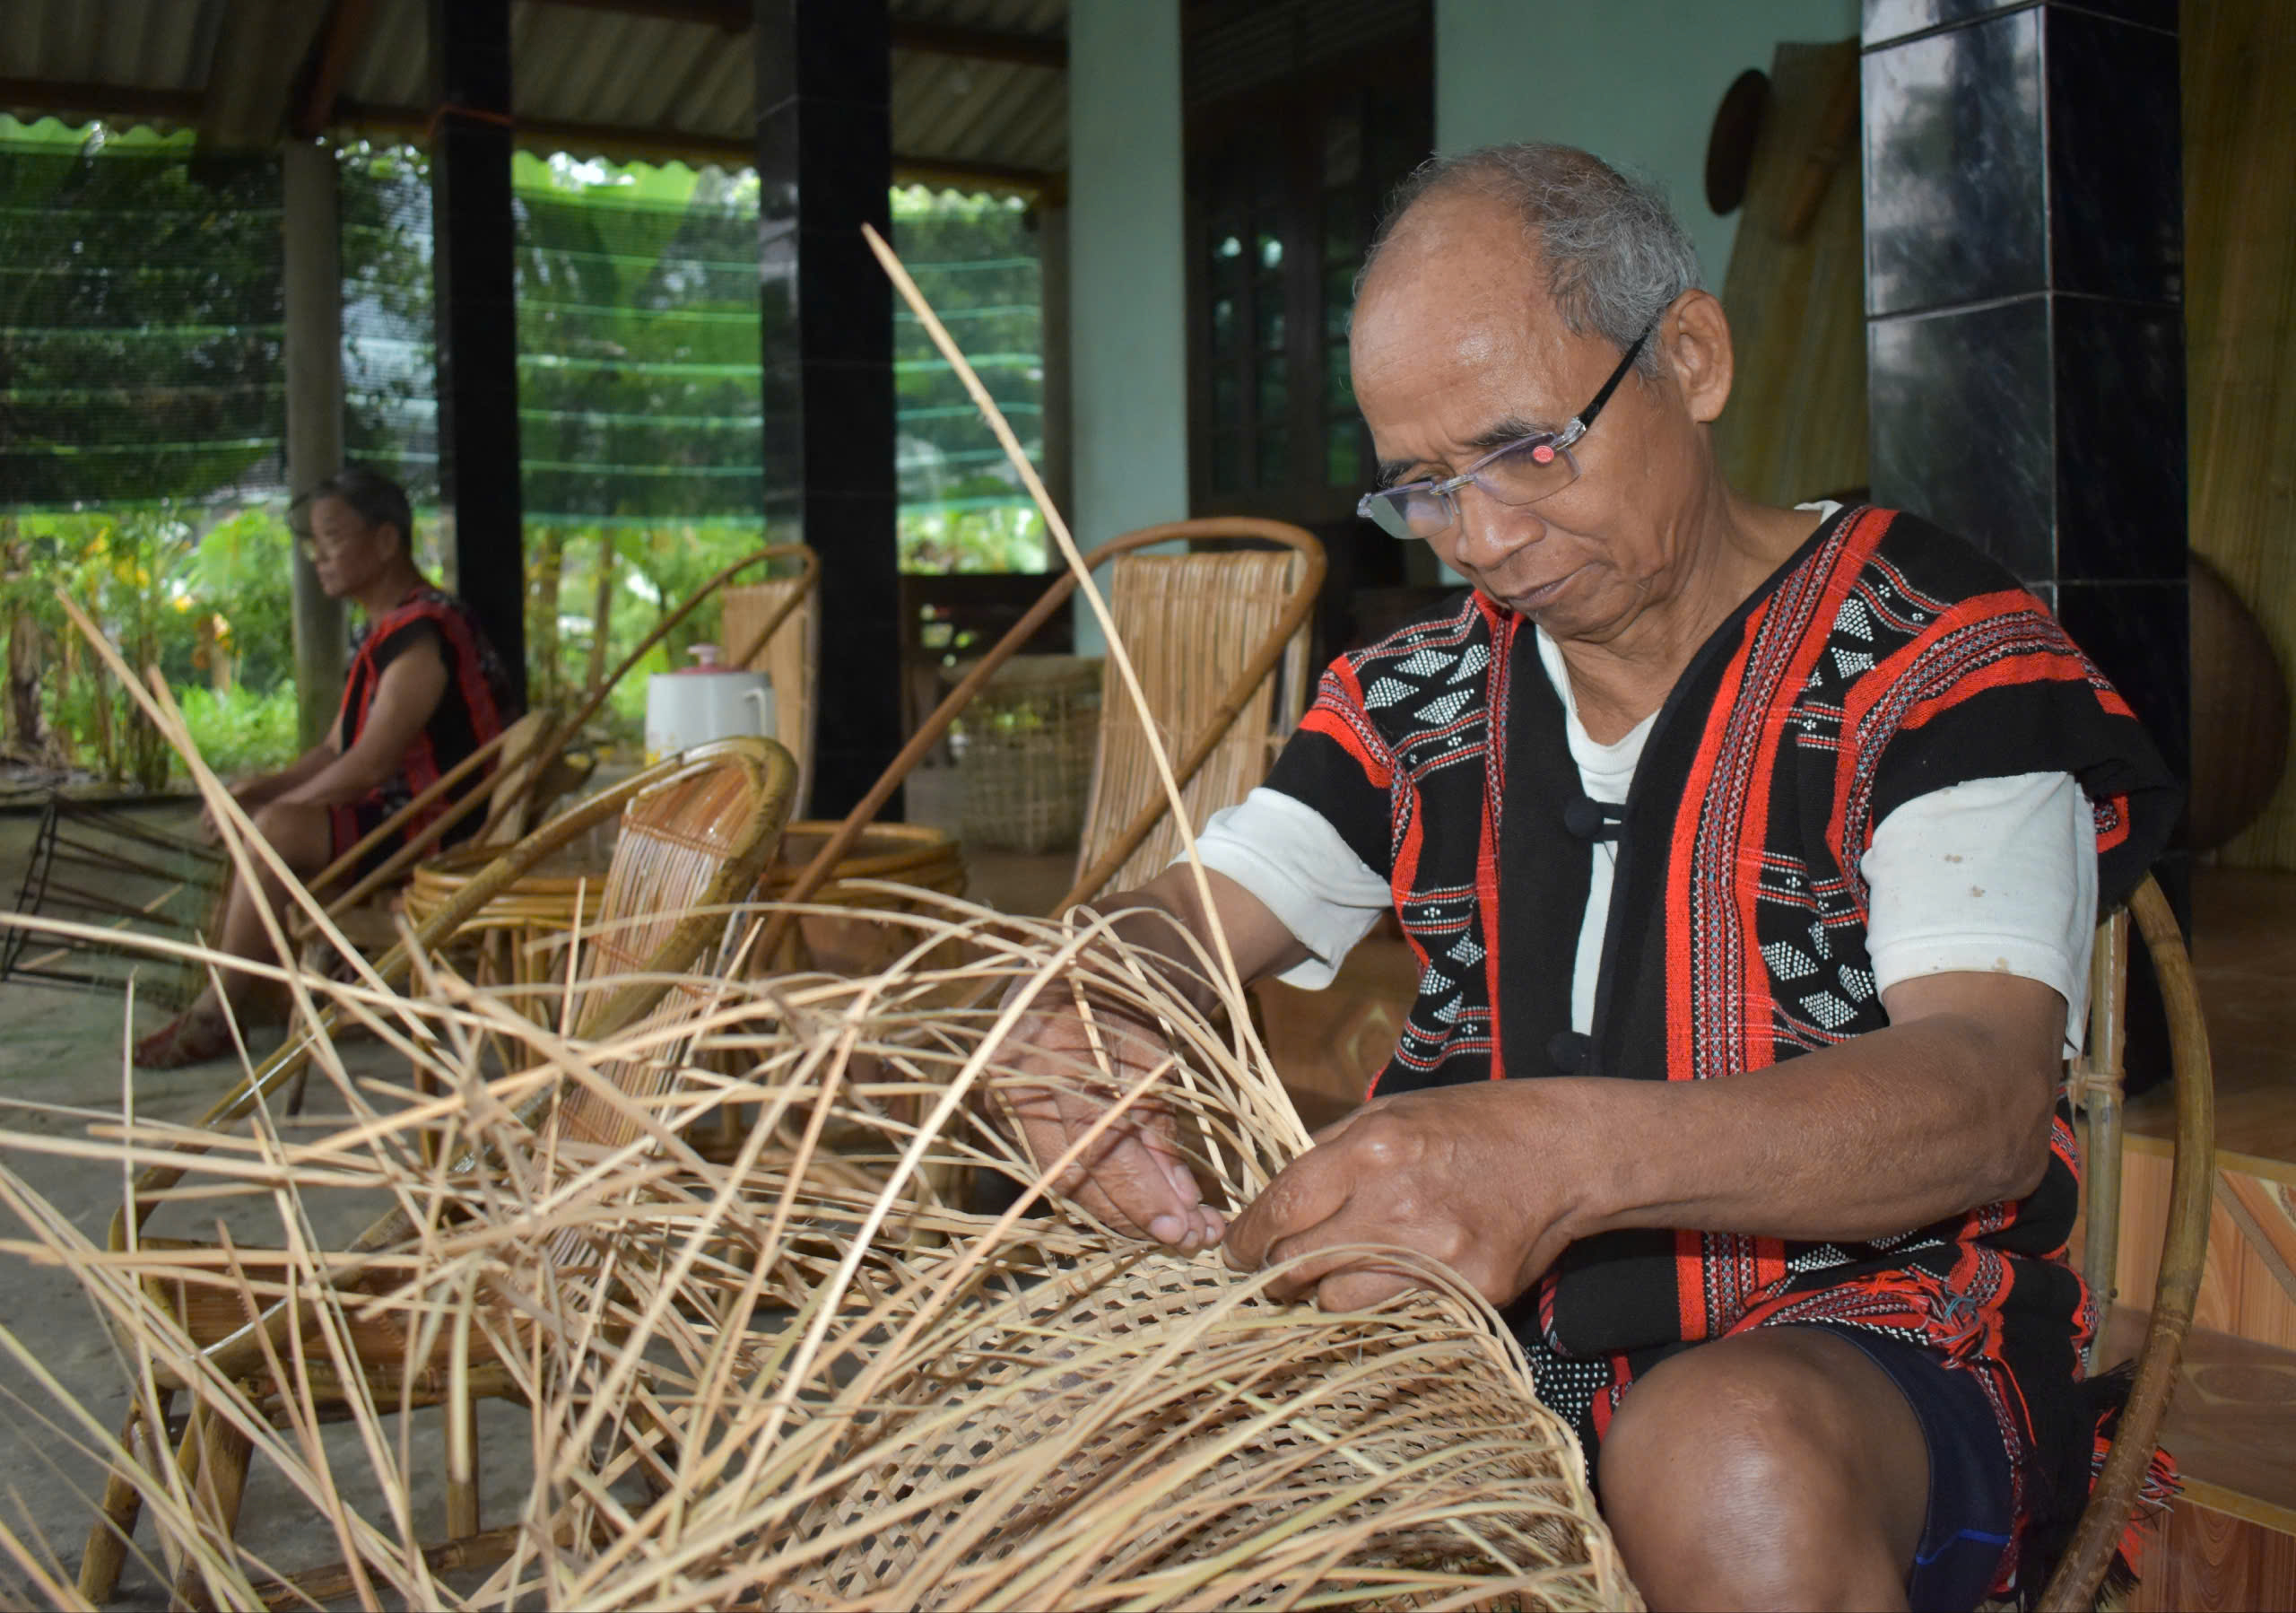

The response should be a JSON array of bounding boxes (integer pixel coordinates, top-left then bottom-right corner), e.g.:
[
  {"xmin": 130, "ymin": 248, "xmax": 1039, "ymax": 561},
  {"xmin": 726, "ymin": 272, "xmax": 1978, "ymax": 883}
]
[
  {"xmin": 1066, "ymin": 0, "xmax": 1186, "ymax": 653},
  {"xmin": 1058, "ymin": 0, "xmax": 1862, "ymax": 611},
  {"xmin": 1434, "ymin": 0, "xmax": 1860, "ymax": 292}
]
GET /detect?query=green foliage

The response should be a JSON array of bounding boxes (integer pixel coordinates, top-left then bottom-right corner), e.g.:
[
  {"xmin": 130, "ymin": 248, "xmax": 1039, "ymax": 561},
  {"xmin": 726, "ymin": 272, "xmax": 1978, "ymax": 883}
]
[
  {"xmin": 4, "ymin": 126, "xmax": 1052, "ymax": 780},
  {"xmin": 175, "ymin": 682, "xmax": 298, "ymax": 777},
  {"xmin": 898, "ymin": 486, "xmax": 1048, "ymax": 575},
  {"xmin": 0, "ymin": 503, "xmax": 307, "ymax": 785},
  {"xmin": 524, "ymin": 517, "xmax": 797, "ymax": 753},
  {"xmin": 179, "ymin": 508, "xmax": 296, "ymax": 690}
]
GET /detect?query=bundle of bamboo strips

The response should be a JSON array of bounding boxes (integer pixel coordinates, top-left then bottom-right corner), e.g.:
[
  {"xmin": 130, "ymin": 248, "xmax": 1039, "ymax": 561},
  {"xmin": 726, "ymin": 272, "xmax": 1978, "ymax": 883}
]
[
  {"xmin": 0, "ymin": 888, "xmax": 1632, "ymax": 1609},
  {"xmin": 0, "ymin": 231, "xmax": 1637, "ymax": 1610}
]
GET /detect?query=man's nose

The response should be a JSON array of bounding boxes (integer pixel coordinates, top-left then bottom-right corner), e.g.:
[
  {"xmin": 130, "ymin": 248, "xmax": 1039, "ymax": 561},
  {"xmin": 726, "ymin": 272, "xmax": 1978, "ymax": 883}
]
[{"xmin": 1448, "ymin": 484, "xmax": 1545, "ymax": 570}]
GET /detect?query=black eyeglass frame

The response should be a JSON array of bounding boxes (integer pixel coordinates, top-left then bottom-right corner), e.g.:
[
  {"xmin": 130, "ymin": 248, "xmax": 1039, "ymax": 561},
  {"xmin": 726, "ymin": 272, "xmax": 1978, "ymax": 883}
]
[{"xmin": 1354, "ymin": 319, "xmax": 1657, "ymax": 540}]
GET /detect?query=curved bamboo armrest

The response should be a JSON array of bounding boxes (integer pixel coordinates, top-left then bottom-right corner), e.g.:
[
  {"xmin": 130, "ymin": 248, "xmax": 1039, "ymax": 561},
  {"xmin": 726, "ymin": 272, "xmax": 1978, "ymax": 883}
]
[
  {"xmin": 752, "ymin": 519, "xmax": 1325, "ymax": 965},
  {"xmin": 544, "ymin": 544, "xmax": 819, "ymax": 763},
  {"xmin": 2039, "ymin": 874, "xmax": 2215, "ymax": 1609}
]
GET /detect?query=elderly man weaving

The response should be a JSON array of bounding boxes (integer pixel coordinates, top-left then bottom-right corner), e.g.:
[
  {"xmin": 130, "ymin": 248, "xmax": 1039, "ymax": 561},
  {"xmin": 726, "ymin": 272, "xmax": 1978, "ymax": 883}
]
[{"xmin": 999, "ymin": 144, "xmax": 2176, "ymax": 1611}]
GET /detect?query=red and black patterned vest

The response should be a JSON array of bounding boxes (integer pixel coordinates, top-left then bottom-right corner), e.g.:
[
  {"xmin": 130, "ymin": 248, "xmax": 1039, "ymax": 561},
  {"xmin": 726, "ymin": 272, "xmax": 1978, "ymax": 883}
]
[
  {"xmin": 335, "ymin": 586, "xmax": 516, "ymax": 844},
  {"xmin": 1263, "ymin": 506, "xmax": 2177, "ymax": 1583}
]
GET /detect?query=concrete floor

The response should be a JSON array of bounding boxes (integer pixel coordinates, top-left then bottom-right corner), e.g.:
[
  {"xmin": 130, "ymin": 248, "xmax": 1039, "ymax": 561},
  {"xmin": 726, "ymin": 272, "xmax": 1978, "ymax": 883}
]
[{"xmin": 0, "ymin": 800, "xmax": 547, "ymax": 1607}]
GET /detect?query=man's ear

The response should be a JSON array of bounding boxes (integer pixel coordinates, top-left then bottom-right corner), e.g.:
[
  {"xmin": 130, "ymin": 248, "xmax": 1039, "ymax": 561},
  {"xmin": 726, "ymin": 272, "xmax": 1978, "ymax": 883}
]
[{"xmin": 1658, "ymin": 289, "xmax": 1735, "ymax": 425}]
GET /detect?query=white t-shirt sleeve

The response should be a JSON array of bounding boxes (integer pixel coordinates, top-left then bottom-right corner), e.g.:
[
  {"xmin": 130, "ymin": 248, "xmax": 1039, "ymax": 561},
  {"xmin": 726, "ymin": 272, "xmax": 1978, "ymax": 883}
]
[
  {"xmin": 1861, "ymin": 772, "xmax": 2098, "ymax": 1052},
  {"xmin": 1179, "ymin": 788, "xmax": 1391, "ymax": 989}
]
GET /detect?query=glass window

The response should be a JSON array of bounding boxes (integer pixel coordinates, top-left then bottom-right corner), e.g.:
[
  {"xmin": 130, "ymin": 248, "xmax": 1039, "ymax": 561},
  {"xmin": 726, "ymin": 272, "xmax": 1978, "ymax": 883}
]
[
  {"xmin": 1326, "ymin": 419, "xmax": 1361, "ymax": 486},
  {"xmin": 1212, "ymin": 432, "xmax": 1243, "ymax": 493},
  {"xmin": 1256, "ymin": 301, "xmax": 1285, "ymax": 353},
  {"xmin": 1256, "ymin": 426, "xmax": 1290, "ymax": 487},
  {"xmin": 1258, "ymin": 356, "xmax": 1288, "ymax": 418}
]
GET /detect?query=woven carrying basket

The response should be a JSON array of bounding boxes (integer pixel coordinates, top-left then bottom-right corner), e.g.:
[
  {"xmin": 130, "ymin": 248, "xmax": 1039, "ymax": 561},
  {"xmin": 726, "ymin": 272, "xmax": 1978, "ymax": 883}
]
[
  {"xmin": 758, "ymin": 1246, "xmax": 1636, "ymax": 1610},
  {"xmin": 950, "ymin": 655, "xmax": 1101, "ymax": 854}
]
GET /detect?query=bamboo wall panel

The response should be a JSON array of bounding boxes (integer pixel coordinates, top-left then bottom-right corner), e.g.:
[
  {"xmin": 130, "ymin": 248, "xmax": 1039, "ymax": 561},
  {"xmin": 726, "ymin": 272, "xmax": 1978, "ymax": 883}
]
[
  {"xmin": 2186, "ymin": 0, "xmax": 2296, "ymax": 871},
  {"xmin": 2114, "ymin": 1147, "xmax": 2296, "ymax": 1352},
  {"xmin": 724, "ymin": 579, "xmax": 820, "ymax": 816},
  {"xmin": 2127, "ymin": 1500, "xmax": 2296, "ymax": 1612},
  {"xmin": 1710, "ymin": 39, "xmax": 1869, "ymax": 508}
]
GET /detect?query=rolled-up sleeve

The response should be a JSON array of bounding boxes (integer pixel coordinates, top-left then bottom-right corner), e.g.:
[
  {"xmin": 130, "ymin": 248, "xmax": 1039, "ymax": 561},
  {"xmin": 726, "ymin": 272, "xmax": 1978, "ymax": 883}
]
[
  {"xmin": 1181, "ymin": 788, "xmax": 1392, "ymax": 989},
  {"xmin": 1862, "ymin": 772, "xmax": 2098, "ymax": 1051}
]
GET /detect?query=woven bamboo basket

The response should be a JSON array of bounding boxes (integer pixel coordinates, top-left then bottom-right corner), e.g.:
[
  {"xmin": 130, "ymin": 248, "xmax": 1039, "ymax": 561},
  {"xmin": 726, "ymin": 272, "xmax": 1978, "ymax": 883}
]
[
  {"xmin": 758, "ymin": 1243, "xmax": 1631, "ymax": 1609},
  {"xmin": 949, "ymin": 654, "xmax": 1101, "ymax": 854}
]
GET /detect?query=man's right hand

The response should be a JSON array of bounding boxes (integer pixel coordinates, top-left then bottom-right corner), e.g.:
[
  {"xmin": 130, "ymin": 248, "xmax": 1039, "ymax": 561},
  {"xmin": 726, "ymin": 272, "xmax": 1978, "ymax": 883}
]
[
  {"xmin": 992, "ymin": 981, "xmax": 1227, "ymax": 1252},
  {"xmin": 986, "ymin": 867, "xmax": 1313, "ymax": 1253}
]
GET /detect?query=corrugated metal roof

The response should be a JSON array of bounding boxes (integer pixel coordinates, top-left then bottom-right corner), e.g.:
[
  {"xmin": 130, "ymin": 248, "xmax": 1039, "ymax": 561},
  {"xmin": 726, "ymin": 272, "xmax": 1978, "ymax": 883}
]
[{"xmin": 3, "ymin": 0, "xmax": 1067, "ymax": 188}]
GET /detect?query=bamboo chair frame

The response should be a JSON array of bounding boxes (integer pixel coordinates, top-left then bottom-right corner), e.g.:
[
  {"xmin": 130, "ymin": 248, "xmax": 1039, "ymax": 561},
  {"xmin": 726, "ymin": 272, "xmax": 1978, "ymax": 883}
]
[
  {"xmin": 752, "ymin": 519, "xmax": 1323, "ymax": 969},
  {"xmin": 1072, "ymin": 535, "xmax": 1321, "ymax": 899},
  {"xmin": 2042, "ymin": 874, "xmax": 2214, "ymax": 1609},
  {"xmin": 76, "ymin": 737, "xmax": 802, "ymax": 1605},
  {"xmin": 721, "ymin": 570, "xmax": 821, "ymax": 816}
]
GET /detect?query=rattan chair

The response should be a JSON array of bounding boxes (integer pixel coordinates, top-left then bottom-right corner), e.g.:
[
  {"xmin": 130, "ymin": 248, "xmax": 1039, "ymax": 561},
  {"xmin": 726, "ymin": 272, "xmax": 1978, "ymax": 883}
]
[
  {"xmin": 1068, "ymin": 533, "xmax": 1320, "ymax": 901},
  {"xmin": 2042, "ymin": 874, "xmax": 2215, "ymax": 1608},
  {"xmin": 761, "ymin": 519, "xmax": 1324, "ymax": 949},
  {"xmin": 75, "ymin": 737, "xmax": 801, "ymax": 1606}
]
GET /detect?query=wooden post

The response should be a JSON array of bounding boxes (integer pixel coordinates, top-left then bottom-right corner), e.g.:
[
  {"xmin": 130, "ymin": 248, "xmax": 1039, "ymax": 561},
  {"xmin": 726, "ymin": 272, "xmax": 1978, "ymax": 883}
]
[
  {"xmin": 283, "ymin": 139, "xmax": 347, "ymax": 747},
  {"xmin": 1037, "ymin": 200, "xmax": 1074, "ymax": 523}
]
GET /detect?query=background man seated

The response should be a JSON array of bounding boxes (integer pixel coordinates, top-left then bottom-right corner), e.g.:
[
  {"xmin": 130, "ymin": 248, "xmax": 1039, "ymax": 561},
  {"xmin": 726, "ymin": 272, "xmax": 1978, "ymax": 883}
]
[
  {"xmin": 135, "ymin": 466, "xmax": 517, "ymax": 1068},
  {"xmin": 996, "ymin": 144, "xmax": 2177, "ymax": 1611}
]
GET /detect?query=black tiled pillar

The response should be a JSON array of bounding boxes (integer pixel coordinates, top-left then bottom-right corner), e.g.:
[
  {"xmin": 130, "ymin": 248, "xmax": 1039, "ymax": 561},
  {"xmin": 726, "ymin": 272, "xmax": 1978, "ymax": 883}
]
[
  {"xmin": 1862, "ymin": 0, "xmax": 2187, "ymax": 812},
  {"xmin": 756, "ymin": 0, "xmax": 900, "ymax": 818},
  {"xmin": 430, "ymin": 0, "xmax": 526, "ymax": 707}
]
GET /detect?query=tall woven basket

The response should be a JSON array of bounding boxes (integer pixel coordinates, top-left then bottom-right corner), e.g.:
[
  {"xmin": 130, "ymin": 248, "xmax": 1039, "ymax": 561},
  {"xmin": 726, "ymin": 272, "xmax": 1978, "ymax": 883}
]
[{"xmin": 950, "ymin": 654, "xmax": 1101, "ymax": 854}]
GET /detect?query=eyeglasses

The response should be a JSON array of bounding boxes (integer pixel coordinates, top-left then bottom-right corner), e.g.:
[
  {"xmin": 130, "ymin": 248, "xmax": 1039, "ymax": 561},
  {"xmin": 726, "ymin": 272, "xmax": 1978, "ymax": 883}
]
[{"xmin": 1354, "ymin": 321, "xmax": 1654, "ymax": 541}]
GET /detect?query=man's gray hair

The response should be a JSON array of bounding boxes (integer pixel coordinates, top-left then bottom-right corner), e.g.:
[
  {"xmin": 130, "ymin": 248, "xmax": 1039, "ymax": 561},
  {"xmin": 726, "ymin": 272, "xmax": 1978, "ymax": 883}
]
[{"xmin": 1364, "ymin": 144, "xmax": 1702, "ymax": 375}]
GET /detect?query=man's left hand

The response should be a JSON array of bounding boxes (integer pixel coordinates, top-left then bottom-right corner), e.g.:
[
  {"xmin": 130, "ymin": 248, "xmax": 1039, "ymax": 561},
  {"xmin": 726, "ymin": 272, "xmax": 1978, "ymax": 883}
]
[{"xmin": 1221, "ymin": 1082, "xmax": 1589, "ymax": 1312}]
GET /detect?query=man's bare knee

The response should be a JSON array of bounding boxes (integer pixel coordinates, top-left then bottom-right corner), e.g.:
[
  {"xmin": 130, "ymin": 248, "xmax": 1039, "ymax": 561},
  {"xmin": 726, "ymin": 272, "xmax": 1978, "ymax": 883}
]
[
  {"xmin": 1596, "ymin": 1332, "xmax": 1920, "ymax": 1611},
  {"xmin": 248, "ymin": 800, "xmax": 333, "ymax": 876}
]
